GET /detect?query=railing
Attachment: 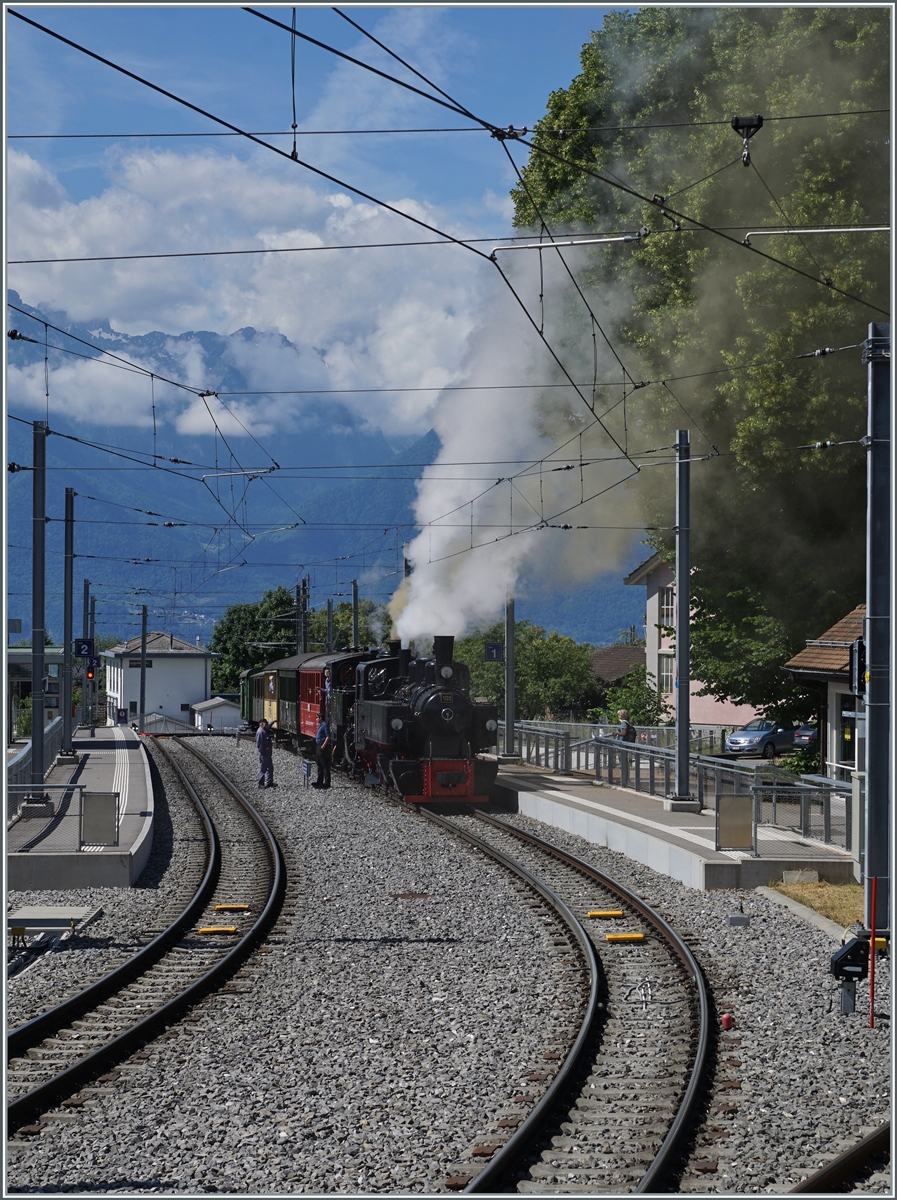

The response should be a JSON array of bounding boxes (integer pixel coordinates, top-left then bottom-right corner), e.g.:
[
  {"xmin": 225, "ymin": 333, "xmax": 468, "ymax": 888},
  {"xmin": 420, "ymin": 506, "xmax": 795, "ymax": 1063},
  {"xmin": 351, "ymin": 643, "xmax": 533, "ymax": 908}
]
[
  {"xmin": 506, "ymin": 719, "xmax": 738, "ymax": 756},
  {"xmin": 591, "ymin": 737, "xmax": 852, "ymax": 852},
  {"xmin": 6, "ymin": 717, "xmax": 64, "ymax": 797}
]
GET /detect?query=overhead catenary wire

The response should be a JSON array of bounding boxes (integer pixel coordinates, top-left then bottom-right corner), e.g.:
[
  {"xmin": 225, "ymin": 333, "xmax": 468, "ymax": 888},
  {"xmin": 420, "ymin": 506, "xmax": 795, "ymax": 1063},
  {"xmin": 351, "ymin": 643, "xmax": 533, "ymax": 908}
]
[
  {"xmin": 10, "ymin": 224, "xmax": 886, "ymax": 266},
  {"xmin": 261, "ymin": 5, "xmax": 891, "ymax": 317}
]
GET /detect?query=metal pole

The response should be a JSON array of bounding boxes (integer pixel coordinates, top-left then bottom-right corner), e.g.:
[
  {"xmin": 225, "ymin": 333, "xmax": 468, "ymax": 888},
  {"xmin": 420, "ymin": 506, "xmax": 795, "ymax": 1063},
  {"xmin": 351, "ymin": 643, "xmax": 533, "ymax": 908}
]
[
  {"xmin": 62, "ymin": 487, "xmax": 75, "ymax": 755},
  {"xmin": 504, "ymin": 591, "xmax": 515, "ymax": 756},
  {"xmin": 30, "ymin": 421, "xmax": 47, "ymax": 793},
  {"xmin": 81, "ymin": 578, "xmax": 90, "ymax": 726},
  {"xmin": 302, "ymin": 575, "xmax": 309, "ymax": 653},
  {"xmin": 139, "ymin": 605, "xmax": 148, "ymax": 731},
  {"xmin": 327, "ymin": 598, "xmax": 333, "ymax": 652},
  {"xmin": 674, "ymin": 429, "xmax": 692, "ymax": 802},
  {"xmin": 295, "ymin": 583, "xmax": 301, "ymax": 655},
  {"xmin": 352, "ymin": 579, "xmax": 359, "ymax": 649},
  {"xmin": 863, "ymin": 323, "xmax": 890, "ymax": 931},
  {"xmin": 89, "ymin": 595, "xmax": 96, "ymax": 737}
]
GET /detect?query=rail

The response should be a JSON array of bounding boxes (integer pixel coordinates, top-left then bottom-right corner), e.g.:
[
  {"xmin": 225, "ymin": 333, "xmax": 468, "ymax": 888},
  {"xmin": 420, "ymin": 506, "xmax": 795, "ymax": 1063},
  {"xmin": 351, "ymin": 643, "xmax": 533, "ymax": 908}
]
[{"xmin": 6, "ymin": 739, "xmax": 285, "ymax": 1133}]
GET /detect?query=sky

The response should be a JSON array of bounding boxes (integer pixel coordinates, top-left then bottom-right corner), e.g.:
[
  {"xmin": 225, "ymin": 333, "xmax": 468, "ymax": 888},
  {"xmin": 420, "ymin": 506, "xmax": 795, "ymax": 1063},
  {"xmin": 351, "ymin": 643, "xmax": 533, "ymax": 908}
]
[{"xmin": 5, "ymin": 4, "xmax": 653, "ymax": 645}]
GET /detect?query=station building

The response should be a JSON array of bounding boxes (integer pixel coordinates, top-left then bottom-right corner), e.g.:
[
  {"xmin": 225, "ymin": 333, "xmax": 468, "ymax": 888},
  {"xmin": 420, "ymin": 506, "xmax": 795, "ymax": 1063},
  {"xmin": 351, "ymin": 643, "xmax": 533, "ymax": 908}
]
[
  {"xmin": 102, "ymin": 631, "xmax": 217, "ymax": 725},
  {"xmin": 624, "ymin": 553, "xmax": 759, "ymax": 728}
]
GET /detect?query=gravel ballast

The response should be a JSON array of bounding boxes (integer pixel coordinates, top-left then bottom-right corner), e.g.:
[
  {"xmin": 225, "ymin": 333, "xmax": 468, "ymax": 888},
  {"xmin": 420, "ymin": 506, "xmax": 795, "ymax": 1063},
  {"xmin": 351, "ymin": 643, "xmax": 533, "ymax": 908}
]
[
  {"xmin": 7, "ymin": 740, "xmax": 570, "ymax": 1194},
  {"xmin": 6, "ymin": 742, "xmax": 890, "ymax": 1194}
]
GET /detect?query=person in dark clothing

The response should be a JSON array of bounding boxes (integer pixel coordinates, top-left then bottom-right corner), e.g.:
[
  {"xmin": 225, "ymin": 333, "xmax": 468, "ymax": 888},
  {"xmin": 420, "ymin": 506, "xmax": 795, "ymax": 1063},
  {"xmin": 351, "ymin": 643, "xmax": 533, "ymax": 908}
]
[
  {"xmin": 314, "ymin": 718, "xmax": 331, "ymax": 788},
  {"xmin": 256, "ymin": 719, "xmax": 275, "ymax": 788}
]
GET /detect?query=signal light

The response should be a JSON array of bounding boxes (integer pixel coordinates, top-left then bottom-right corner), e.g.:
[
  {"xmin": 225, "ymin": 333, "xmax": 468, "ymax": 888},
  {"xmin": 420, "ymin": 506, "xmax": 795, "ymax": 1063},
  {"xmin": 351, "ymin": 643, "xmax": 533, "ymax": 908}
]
[{"xmin": 86, "ymin": 667, "xmax": 95, "ymax": 681}]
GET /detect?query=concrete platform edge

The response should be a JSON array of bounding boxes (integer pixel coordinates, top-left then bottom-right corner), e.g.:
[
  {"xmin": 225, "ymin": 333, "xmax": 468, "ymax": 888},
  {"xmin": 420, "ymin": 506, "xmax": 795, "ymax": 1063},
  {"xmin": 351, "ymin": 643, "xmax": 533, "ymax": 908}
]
[
  {"xmin": 755, "ymin": 885, "xmax": 850, "ymax": 943},
  {"xmin": 493, "ymin": 783, "xmax": 855, "ymax": 892},
  {"xmin": 129, "ymin": 738, "xmax": 155, "ymax": 884}
]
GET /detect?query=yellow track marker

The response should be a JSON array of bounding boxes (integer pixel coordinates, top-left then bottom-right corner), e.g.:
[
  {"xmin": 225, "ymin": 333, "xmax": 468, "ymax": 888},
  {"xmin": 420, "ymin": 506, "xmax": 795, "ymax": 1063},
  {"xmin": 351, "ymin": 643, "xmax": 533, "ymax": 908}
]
[
  {"xmin": 198, "ymin": 926, "xmax": 237, "ymax": 935},
  {"xmin": 214, "ymin": 904, "xmax": 250, "ymax": 912},
  {"xmin": 587, "ymin": 910, "xmax": 624, "ymax": 919},
  {"xmin": 605, "ymin": 932, "xmax": 645, "ymax": 943}
]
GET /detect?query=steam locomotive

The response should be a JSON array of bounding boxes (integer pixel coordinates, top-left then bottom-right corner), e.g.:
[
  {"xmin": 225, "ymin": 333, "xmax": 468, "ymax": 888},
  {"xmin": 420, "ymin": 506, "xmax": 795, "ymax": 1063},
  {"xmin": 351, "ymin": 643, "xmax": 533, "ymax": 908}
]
[{"xmin": 240, "ymin": 635, "xmax": 499, "ymax": 803}]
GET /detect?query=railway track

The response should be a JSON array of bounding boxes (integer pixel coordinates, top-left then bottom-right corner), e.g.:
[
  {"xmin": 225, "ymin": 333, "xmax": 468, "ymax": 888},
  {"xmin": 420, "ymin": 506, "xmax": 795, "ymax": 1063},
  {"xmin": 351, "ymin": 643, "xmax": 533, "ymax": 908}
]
[
  {"xmin": 6, "ymin": 737, "xmax": 285, "ymax": 1135},
  {"xmin": 425, "ymin": 808, "xmax": 709, "ymax": 1194},
  {"xmin": 790, "ymin": 1121, "xmax": 891, "ymax": 1193}
]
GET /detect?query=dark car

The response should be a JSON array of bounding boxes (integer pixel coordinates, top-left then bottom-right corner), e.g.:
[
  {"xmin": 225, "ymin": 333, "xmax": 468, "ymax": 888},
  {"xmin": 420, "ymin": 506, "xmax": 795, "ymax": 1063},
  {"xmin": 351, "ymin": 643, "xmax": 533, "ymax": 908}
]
[
  {"xmin": 793, "ymin": 723, "xmax": 819, "ymax": 748},
  {"xmin": 726, "ymin": 719, "xmax": 796, "ymax": 759}
]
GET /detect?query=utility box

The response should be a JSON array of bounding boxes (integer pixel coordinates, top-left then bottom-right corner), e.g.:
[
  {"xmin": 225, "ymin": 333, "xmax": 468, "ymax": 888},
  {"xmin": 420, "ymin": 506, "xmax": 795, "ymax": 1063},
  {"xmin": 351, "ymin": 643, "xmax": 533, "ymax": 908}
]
[
  {"xmin": 716, "ymin": 793, "xmax": 756, "ymax": 853},
  {"xmin": 80, "ymin": 792, "xmax": 119, "ymax": 846}
]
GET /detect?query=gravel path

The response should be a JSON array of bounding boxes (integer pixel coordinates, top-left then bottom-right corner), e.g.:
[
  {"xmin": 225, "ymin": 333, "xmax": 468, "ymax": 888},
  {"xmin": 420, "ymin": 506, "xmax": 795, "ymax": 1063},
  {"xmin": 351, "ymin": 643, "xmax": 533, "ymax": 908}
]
[
  {"xmin": 6, "ymin": 741, "xmax": 567, "ymax": 1194},
  {"xmin": 6, "ymin": 744, "xmax": 207, "ymax": 1029}
]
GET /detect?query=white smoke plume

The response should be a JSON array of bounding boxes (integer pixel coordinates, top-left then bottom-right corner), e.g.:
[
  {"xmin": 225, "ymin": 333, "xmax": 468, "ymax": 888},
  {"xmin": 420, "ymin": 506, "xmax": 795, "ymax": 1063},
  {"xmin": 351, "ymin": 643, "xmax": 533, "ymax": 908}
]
[{"xmin": 392, "ymin": 243, "xmax": 645, "ymax": 643}]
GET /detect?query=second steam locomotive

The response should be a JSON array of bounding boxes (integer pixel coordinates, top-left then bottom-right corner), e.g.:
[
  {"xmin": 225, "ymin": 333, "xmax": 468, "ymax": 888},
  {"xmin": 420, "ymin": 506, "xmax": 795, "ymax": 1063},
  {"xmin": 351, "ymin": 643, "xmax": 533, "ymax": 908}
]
[{"xmin": 241, "ymin": 635, "xmax": 499, "ymax": 804}]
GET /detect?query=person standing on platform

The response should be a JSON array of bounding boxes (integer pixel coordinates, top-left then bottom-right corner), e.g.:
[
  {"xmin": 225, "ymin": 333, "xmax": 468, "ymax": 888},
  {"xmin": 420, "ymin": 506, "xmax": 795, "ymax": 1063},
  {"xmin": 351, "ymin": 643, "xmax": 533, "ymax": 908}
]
[
  {"xmin": 314, "ymin": 717, "xmax": 331, "ymax": 789},
  {"xmin": 616, "ymin": 709, "xmax": 637, "ymax": 743},
  {"xmin": 256, "ymin": 718, "xmax": 275, "ymax": 788}
]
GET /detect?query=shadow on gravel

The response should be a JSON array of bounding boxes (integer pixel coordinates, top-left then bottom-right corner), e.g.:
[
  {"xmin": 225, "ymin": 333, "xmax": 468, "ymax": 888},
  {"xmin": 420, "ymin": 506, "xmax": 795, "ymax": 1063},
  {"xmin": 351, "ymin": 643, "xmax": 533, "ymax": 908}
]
[{"xmin": 132, "ymin": 744, "xmax": 175, "ymax": 889}]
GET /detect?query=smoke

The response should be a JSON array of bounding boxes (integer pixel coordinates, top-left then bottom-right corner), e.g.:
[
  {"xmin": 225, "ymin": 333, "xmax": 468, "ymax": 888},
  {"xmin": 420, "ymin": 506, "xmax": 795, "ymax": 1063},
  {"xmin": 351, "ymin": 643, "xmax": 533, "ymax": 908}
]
[{"xmin": 392, "ymin": 242, "xmax": 646, "ymax": 643}]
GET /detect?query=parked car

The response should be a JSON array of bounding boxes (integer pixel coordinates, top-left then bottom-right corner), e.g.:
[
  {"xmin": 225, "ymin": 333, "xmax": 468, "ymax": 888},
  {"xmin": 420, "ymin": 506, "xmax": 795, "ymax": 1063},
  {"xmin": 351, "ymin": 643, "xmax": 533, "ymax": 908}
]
[
  {"xmin": 793, "ymin": 723, "xmax": 819, "ymax": 748},
  {"xmin": 726, "ymin": 719, "xmax": 796, "ymax": 759}
]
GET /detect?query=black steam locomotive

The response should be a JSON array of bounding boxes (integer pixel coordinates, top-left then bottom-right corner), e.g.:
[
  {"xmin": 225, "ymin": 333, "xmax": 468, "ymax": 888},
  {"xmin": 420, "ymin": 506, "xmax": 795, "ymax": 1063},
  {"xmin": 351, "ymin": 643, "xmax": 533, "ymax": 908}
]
[{"xmin": 240, "ymin": 635, "xmax": 499, "ymax": 803}]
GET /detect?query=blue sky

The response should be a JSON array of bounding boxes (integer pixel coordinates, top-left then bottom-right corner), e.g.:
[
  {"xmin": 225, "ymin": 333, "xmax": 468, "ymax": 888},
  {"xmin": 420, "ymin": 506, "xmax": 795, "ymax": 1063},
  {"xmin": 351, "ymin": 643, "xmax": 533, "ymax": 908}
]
[{"xmin": 8, "ymin": 6, "xmax": 615, "ymax": 212}]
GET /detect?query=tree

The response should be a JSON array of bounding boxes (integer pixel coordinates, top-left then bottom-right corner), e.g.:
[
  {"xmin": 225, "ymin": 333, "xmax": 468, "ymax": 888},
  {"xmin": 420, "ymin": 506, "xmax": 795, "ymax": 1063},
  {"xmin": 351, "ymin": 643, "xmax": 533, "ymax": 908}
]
[
  {"xmin": 590, "ymin": 665, "xmax": 671, "ymax": 728},
  {"xmin": 209, "ymin": 589, "xmax": 393, "ymax": 690},
  {"xmin": 209, "ymin": 586, "xmax": 297, "ymax": 691},
  {"xmin": 511, "ymin": 8, "xmax": 887, "ymax": 707},
  {"xmin": 306, "ymin": 600, "xmax": 391, "ymax": 653},
  {"xmin": 454, "ymin": 620, "xmax": 601, "ymax": 720}
]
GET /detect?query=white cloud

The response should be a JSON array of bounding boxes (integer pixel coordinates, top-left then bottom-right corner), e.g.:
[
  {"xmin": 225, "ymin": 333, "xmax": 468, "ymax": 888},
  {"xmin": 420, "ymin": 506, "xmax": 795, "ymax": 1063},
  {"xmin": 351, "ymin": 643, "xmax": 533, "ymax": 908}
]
[{"xmin": 7, "ymin": 142, "xmax": 493, "ymax": 437}]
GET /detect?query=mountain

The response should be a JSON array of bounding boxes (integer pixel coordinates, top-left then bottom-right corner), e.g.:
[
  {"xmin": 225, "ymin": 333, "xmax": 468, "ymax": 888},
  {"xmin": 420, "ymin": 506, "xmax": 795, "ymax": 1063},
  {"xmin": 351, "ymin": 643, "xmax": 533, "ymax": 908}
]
[{"xmin": 6, "ymin": 290, "xmax": 644, "ymax": 647}]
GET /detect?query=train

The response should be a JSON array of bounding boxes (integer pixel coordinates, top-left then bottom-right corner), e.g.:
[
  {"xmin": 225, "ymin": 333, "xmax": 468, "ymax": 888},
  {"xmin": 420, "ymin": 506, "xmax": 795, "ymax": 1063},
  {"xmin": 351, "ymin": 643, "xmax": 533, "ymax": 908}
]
[{"xmin": 240, "ymin": 635, "xmax": 500, "ymax": 803}]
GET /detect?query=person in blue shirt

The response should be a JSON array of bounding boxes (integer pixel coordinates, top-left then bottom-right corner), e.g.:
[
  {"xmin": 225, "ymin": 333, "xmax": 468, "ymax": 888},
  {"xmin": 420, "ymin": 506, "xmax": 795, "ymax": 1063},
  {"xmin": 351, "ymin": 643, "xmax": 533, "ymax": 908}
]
[
  {"xmin": 256, "ymin": 719, "xmax": 275, "ymax": 788},
  {"xmin": 314, "ymin": 718, "xmax": 331, "ymax": 789}
]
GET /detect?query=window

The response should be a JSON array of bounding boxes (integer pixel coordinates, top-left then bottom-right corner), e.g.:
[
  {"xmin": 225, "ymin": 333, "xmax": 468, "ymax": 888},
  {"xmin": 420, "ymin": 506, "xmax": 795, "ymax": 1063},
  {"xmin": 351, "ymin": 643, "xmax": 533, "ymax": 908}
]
[
  {"xmin": 129, "ymin": 701, "xmax": 137, "ymax": 714},
  {"xmin": 659, "ymin": 655, "xmax": 674, "ymax": 694},
  {"xmin": 180, "ymin": 704, "xmax": 191, "ymax": 712},
  {"xmin": 129, "ymin": 659, "xmax": 152, "ymax": 668},
  {"xmin": 659, "ymin": 586, "xmax": 675, "ymax": 626}
]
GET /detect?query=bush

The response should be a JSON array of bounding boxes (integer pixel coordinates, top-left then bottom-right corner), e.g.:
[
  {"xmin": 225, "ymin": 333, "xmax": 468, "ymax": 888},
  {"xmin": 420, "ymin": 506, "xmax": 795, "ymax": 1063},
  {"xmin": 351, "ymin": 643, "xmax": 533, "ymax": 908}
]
[
  {"xmin": 777, "ymin": 745, "xmax": 820, "ymax": 776},
  {"xmin": 587, "ymin": 665, "xmax": 670, "ymax": 727}
]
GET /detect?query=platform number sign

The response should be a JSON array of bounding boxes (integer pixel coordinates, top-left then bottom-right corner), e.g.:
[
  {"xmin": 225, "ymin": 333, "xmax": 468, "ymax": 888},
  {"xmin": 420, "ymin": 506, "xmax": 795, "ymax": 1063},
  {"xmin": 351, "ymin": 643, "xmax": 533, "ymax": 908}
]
[
  {"xmin": 74, "ymin": 637, "xmax": 94, "ymax": 658},
  {"xmin": 484, "ymin": 642, "xmax": 504, "ymax": 663}
]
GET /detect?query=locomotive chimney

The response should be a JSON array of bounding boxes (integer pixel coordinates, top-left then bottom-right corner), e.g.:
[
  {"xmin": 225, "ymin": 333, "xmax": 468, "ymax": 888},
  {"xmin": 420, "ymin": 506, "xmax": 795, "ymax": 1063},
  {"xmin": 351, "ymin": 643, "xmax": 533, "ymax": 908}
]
[
  {"xmin": 433, "ymin": 635, "xmax": 454, "ymax": 666},
  {"xmin": 399, "ymin": 647, "xmax": 411, "ymax": 674},
  {"xmin": 388, "ymin": 638, "xmax": 401, "ymax": 657}
]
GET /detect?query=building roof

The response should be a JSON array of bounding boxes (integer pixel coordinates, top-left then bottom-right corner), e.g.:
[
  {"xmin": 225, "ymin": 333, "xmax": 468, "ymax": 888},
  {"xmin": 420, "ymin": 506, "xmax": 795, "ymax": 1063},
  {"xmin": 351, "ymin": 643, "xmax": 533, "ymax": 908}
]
[
  {"xmin": 624, "ymin": 552, "xmax": 663, "ymax": 587},
  {"xmin": 191, "ymin": 696, "xmax": 240, "ymax": 713},
  {"xmin": 784, "ymin": 604, "xmax": 864, "ymax": 678},
  {"xmin": 102, "ymin": 632, "xmax": 217, "ymax": 659},
  {"xmin": 590, "ymin": 645, "xmax": 646, "ymax": 685}
]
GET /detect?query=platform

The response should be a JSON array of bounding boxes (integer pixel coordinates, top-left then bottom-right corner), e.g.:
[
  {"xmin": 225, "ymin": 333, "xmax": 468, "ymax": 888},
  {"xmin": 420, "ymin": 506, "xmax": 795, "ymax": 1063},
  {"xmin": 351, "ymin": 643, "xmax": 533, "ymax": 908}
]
[
  {"xmin": 492, "ymin": 765, "xmax": 855, "ymax": 890},
  {"xmin": 7, "ymin": 726, "xmax": 154, "ymax": 890}
]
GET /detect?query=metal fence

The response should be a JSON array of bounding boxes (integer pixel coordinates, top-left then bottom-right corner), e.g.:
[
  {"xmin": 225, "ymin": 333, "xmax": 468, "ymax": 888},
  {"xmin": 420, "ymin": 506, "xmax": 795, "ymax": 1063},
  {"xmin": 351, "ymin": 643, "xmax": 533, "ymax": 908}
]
[
  {"xmin": 6, "ymin": 716, "xmax": 64, "ymax": 793},
  {"xmin": 591, "ymin": 737, "xmax": 851, "ymax": 851},
  {"xmin": 500, "ymin": 719, "xmax": 739, "ymax": 759}
]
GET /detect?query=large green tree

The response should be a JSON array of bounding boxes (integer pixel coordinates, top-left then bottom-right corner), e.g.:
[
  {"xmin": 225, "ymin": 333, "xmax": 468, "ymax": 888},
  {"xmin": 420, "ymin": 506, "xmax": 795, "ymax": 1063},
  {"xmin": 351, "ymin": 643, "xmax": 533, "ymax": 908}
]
[
  {"xmin": 511, "ymin": 7, "xmax": 888, "ymax": 711},
  {"xmin": 454, "ymin": 620, "xmax": 601, "ymax": 720}
]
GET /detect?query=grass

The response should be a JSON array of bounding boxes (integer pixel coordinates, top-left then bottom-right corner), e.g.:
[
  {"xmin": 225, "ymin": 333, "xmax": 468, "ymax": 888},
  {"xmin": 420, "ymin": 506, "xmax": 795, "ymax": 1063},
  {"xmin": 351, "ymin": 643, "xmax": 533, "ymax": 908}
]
[{"xmin": 769, "ymin": 880, "xmax": 864, "ymax": 927}]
